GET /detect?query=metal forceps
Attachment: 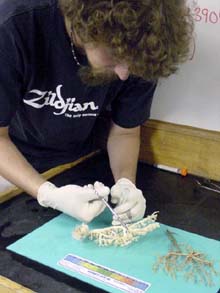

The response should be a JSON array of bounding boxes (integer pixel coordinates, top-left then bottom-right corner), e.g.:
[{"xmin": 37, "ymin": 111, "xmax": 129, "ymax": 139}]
[
  {"xmin": 93, "ymin": 188, "xmax": 129, "ymax": 231},
  {"xmin": 196, "ymin": 179, "xmax": 220, "ymax": 194}
]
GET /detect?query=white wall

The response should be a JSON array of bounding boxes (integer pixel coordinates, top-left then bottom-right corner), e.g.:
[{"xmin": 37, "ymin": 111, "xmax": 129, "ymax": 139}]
[{"xmin": 151, "ymin": 0, "xmax": 220, "ymax": 131}]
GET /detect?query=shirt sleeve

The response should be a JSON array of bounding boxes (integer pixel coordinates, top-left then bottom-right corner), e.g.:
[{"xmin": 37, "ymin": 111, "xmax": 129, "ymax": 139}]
[
  {"xmin": 111, "ymin": 76, "xmax": 157, "ymax": 128},
  {"xmin": 0, "ymin": 24, "xmax": 23, "ymax": 127}
]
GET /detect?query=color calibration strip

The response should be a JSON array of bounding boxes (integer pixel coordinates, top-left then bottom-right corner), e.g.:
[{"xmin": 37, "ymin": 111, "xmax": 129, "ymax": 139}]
[{"xmin": 58, "ymin": 254, "xmax": 151, "ymax": 293}]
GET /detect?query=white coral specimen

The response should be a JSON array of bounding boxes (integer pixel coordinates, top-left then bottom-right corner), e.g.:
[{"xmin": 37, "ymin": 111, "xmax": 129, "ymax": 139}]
[{"xmin": 72, "ymin": 211, "xmax": 160, "ymax": 246}]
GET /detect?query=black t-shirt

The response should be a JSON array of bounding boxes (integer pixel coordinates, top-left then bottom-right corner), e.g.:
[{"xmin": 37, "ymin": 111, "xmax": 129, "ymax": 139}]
[{"xmin": 0, "ymin": 0, "xmax": 157, "ymax": 170}]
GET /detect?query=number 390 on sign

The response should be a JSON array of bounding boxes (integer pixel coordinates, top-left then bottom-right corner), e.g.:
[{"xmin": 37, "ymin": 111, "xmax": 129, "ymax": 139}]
[{"xmin": 193, "ymin": 7, "xmax": 220, "ymax": 24}]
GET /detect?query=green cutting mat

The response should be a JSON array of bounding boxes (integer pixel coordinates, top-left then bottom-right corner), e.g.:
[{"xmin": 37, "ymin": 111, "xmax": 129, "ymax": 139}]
[{"xmin": 7, "ymin": 210, "xmax": 220, "ymax": 293}]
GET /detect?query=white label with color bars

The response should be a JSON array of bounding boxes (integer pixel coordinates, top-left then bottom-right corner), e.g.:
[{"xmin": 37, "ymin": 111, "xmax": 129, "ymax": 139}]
[{"xmin": 58, "ymin": 254, "xmax": 151, "ymax": 293}]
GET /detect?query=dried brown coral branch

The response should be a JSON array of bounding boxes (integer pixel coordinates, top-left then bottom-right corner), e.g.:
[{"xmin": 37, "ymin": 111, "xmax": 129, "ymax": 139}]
[
  {"xmin": 153, "ymin": 229, "xmax": 219, "ymax": 286},
  {"xmin": 72, "ymin": 211, "xmax": 160, "ymax": 246}
]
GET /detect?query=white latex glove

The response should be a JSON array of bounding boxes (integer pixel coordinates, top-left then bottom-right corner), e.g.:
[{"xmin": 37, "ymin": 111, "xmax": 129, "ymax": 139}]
[
  {"xmin": 37, "ymin": 181, "xmax": 110, "ymax": 223},
  {"xmin": 111, "ymin": 178, "xmax": 146, "ymax": 225}
]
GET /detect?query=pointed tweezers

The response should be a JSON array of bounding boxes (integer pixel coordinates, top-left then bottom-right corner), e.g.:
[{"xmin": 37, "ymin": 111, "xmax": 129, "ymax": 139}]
[
  {"xmin": 196, "ymin": 180, "xmax": 220, "ymax": 194},
  {"xmin": 93, "ymin": 188, "xmax": 129, "ymax": 231}
]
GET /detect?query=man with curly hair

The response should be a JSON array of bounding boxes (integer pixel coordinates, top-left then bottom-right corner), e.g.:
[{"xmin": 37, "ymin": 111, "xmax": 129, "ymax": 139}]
[{"xmin": 0, "ymin": 0, "xmax": 193, "ymax": 224}]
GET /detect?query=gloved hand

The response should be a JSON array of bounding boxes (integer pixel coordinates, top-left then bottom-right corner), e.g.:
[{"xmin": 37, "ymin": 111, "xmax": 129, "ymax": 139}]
[
  {"xmin": 111, "ymin": 178, "xmax": 146, "ymax": 225},
  {"xmin": 37, "ymin": 181, "xmax": 109, "ymax": 223}
]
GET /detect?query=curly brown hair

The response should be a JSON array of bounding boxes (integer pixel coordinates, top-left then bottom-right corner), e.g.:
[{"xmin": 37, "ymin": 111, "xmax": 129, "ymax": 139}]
[{"xmin": 59, "ymin": 0, "xmax": 194, "ymax": 81}]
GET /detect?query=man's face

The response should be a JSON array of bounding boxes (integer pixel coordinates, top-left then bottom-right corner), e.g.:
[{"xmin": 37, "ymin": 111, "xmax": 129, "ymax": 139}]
[
  {"xmin": 85, "ymin": 45, "xmax": 130, "ymax": 80},
  {"xmin": 67, "ymin": 23, "xmax": 130, "ymax": 85},
  {"xmin": 79, "ymin": 44, "xmax": 130, "ymax": 86}
]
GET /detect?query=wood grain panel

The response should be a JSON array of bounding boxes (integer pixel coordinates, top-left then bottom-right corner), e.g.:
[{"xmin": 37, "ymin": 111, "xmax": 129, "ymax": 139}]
[
  {"xmin": 140, "ymin": 120, "xmax": 220, "ymax": 180},
  {"xmin": 0, "ymin": 276, "xmax": 35, "ymax": 293}
]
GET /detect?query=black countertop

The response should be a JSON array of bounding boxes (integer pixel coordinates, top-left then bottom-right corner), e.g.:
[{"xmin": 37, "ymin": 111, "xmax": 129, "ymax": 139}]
[{"xmin": 0, "ymin": 152, "xmax": 219, "ymax": 293}]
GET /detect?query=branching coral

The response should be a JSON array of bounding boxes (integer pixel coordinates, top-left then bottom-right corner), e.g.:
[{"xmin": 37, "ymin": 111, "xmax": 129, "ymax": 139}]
[
  {"xmin": 153, "ymin": 229, "xmax": 219, "ymax": 286},
  {"xmin": 73, "ymin": 211, "xmax": 160, "ymax": 246}
]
